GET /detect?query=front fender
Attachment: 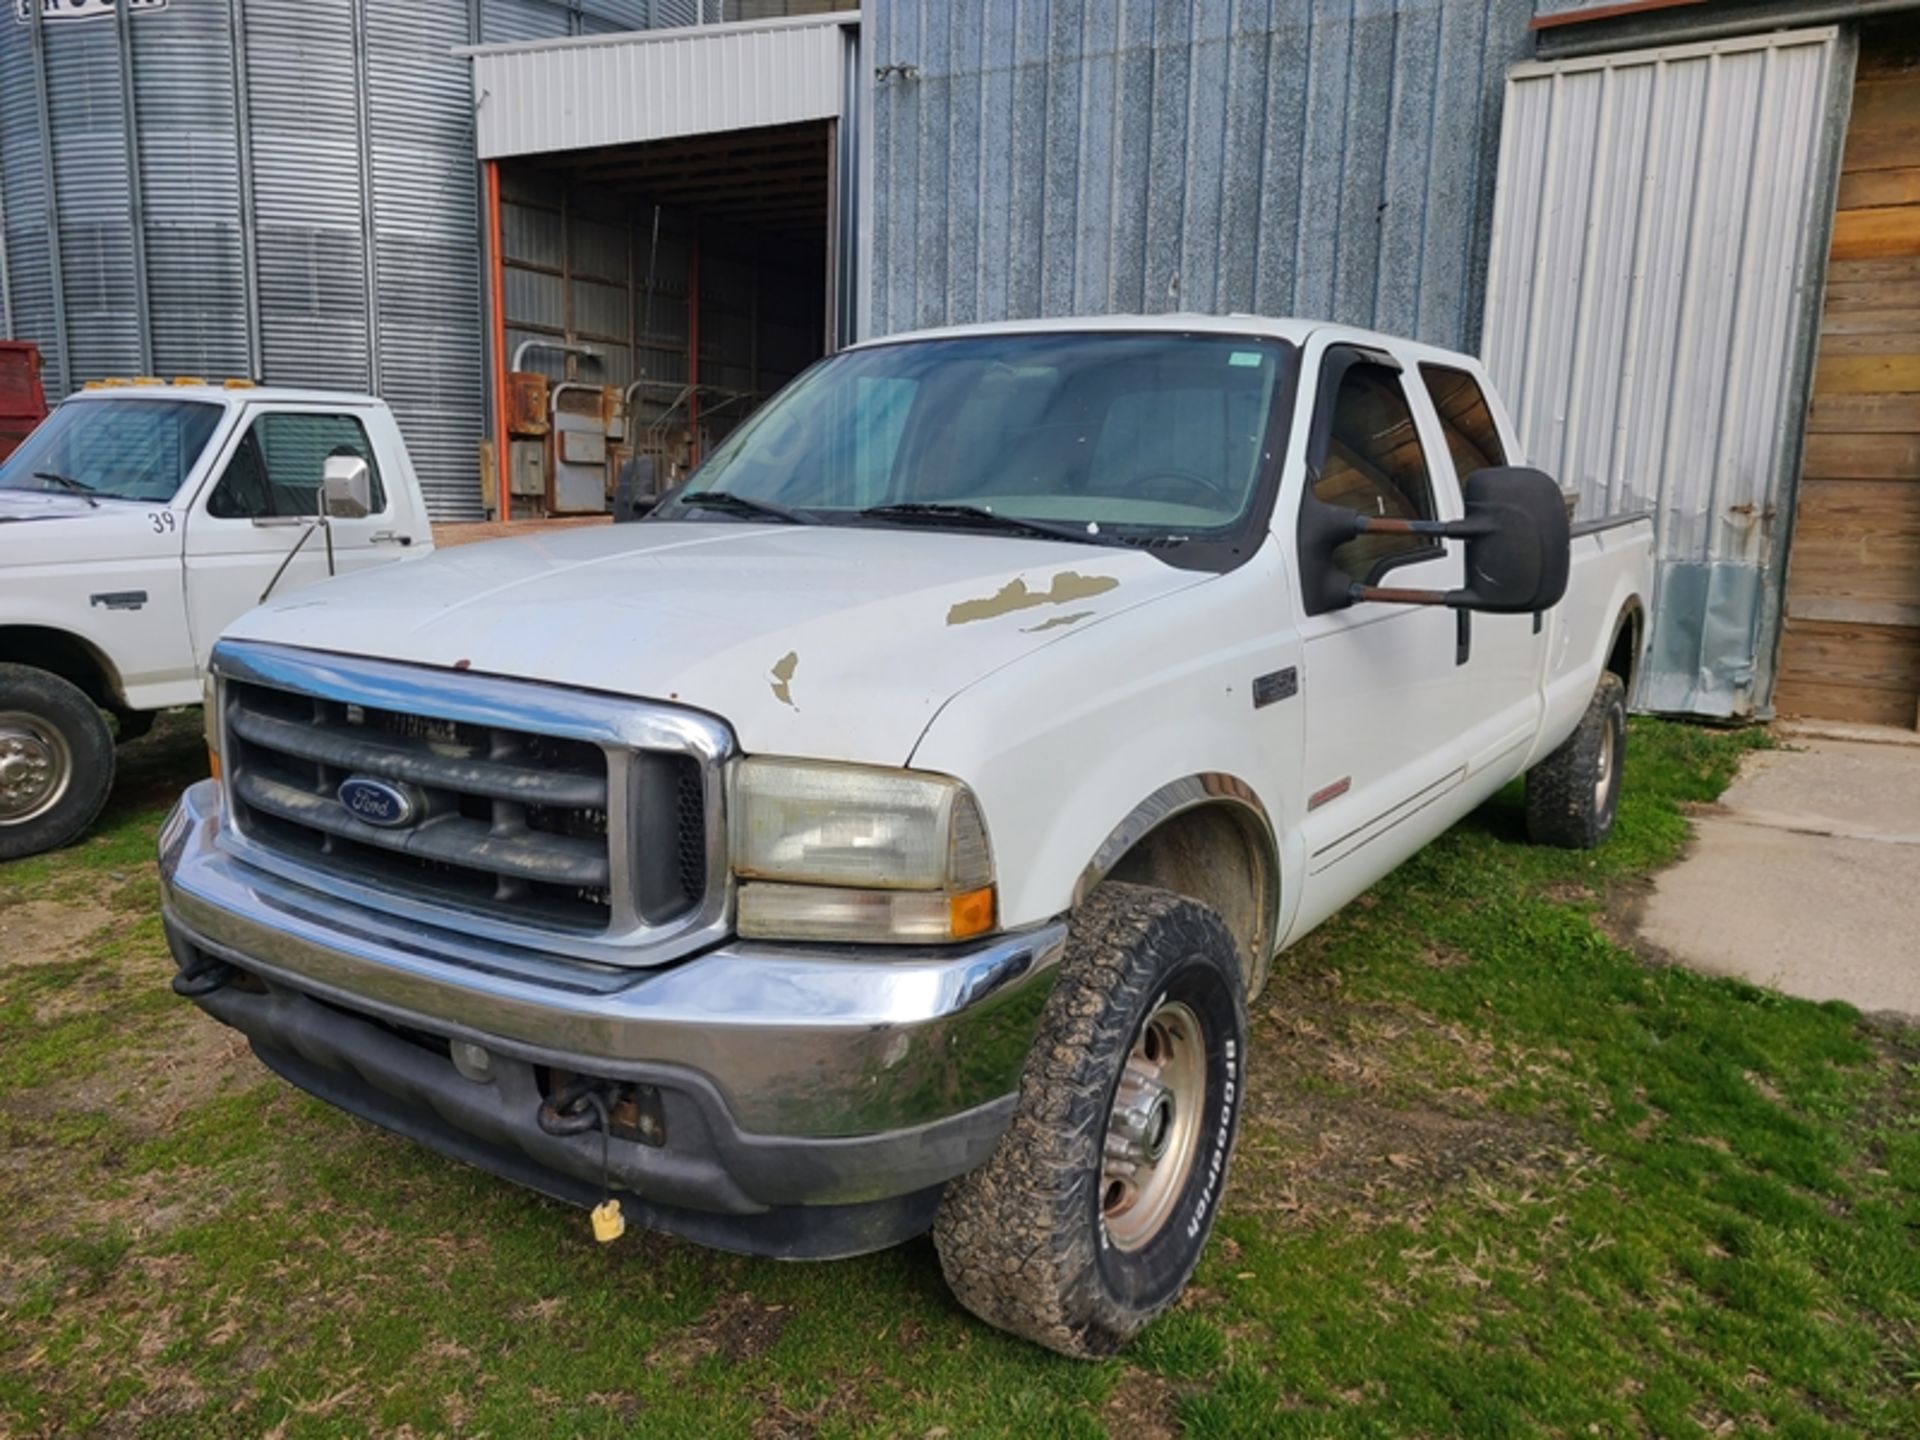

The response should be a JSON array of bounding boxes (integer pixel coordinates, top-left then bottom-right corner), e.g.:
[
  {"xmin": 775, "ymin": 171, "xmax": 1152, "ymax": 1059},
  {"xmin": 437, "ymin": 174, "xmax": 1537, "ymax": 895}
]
[{"xmin": 909, "ymin": 544, "xmax": 1306, "ymax": 981}]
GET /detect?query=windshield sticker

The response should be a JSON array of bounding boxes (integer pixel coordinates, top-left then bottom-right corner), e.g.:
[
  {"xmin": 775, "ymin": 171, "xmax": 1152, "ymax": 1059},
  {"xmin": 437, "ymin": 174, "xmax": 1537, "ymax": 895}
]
[
  {"xmin": 1229, "ymin": 351, "xmax": 1263, "ymax": 367},
  {"xmin": 946, "ymin": 571, "xmax": 1120, "ymax": 626}
]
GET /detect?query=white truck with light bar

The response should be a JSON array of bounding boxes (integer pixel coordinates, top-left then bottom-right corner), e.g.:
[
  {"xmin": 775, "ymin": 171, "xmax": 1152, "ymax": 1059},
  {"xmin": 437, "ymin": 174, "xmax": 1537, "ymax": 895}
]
[
  {"xmin": 0, "ymin": 383, "xmax": 434, "ymax": 859},
  {"xmin": 158, "ymin": 316, "xmax": 1652, "ymax": 1357}
]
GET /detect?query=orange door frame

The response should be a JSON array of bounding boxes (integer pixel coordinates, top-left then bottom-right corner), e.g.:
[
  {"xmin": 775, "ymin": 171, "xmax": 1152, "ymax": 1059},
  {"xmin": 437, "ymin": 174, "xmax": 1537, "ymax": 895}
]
[{"xmin": 486, "ymin": 159, "xmax": 512, "ymax": 523}]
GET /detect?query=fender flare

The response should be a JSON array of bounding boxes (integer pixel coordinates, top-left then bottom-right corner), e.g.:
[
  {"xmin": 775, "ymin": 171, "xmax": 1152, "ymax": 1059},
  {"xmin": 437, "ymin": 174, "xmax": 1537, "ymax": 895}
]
[{"xmin": 1072, "ymin": 772, "xmax": 1281, "ymax": 997}]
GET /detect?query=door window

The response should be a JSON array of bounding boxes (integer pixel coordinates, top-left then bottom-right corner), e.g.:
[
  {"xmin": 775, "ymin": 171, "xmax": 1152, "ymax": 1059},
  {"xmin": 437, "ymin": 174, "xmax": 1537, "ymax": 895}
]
[
  {"xmin": 1419, "ymin": 365, "xmax": 1508, "ymax": 477},
  {"xmin": 1313, "ymin": 363, "xmax": 1439, "ymax": 583},
  {"xmin": 206, "ymin": 413, "xmax": 387, "ymax": 520}
]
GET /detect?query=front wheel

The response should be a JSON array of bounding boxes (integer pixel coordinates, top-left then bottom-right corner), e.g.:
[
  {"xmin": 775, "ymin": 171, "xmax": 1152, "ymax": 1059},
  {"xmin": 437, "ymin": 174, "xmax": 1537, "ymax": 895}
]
[
  {"xmin": 0, "ymin": 664, "xmax": 115, "ymax": 862},
  {"xmin": 932, "ymin": 882, "xmax": 1247, "ymax": 1358}
]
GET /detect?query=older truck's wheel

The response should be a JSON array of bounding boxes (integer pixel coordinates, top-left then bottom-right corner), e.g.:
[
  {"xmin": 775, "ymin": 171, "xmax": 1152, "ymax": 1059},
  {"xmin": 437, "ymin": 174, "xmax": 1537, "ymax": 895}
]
[
  {"xmin": 0, "ymin": 664, "xmax": 115, "ymax": 862},
  {"xmin": 933, "ymin": 882, "xmax": 1247, "ymax": 1358},
  {"xmin": 1526, "ymin": 672, "xmax": 1627, "ymax": 850}
]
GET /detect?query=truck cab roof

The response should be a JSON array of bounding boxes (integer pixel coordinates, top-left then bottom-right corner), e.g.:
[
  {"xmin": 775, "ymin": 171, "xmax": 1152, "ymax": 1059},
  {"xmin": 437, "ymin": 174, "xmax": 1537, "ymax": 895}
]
[
  {"xmin": 845, "ymin": 312, "xmax": 1484, "ymax": 372},
  {"xmin": 67, "ymin": 382, "xmax": 388, "ymax": 410}
]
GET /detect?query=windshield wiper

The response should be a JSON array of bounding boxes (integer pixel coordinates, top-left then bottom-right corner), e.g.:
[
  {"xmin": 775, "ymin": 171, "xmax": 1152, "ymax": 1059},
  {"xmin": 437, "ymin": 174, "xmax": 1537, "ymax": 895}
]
[
  {"xmin": 673, "ymin": 490, "xmax": 805, "ymax": 525},
  {"xmin": 858, "ymin": 501, "xmax": 1117, "ymax": 547},
  {"xmin": 34, "ymin": 471, "xmax": 100, "ymax": 509}
]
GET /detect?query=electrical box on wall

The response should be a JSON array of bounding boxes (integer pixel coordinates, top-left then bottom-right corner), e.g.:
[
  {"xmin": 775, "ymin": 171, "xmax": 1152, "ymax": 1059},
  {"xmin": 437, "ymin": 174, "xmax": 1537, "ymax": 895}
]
[{"xmin": 508, "ymin": 439, "xmax": 547, "ymax": 498}]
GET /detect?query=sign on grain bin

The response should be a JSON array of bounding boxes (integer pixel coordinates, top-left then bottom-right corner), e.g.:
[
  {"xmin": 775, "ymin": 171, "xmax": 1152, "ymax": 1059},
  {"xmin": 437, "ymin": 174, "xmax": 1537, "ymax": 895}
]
[{"xmin": 14, "ymin": 0, "xmax": 165, "ymax": 22}]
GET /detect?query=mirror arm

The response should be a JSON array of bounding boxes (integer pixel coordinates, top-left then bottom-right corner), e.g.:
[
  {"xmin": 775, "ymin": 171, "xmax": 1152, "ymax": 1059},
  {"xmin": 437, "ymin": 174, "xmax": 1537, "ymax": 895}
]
[
  {"xmin": 1349, "ymin": 582, "xmax": 1468, "ymax": 608},
  {"xmin": 1348, "ymin": 514, "xmax": 1494, "ymax": 541}
]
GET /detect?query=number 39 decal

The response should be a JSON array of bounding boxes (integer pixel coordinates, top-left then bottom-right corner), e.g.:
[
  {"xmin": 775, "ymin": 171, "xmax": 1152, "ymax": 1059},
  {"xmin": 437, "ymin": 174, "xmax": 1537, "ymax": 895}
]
[{"xmin": 149, "ymin": 511, "xmax": 176, "ymax": 534}]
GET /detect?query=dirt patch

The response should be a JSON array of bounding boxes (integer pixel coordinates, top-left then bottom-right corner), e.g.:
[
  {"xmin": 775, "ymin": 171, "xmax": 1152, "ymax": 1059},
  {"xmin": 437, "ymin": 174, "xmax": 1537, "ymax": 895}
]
[
  {"xmin": 1238, "ymin": 969, "xmax": 1588, "ymax": 1230},
  {"xmin": 1101, "ymin": 1370, "xmax": 1181, "ymax": 1440},
  {"xmin": 652, "ymin": 1291, "xmax": 792, "ymax": 1371},
  {"xmin": 0, "ymin": 892, "xmax": 125, "ymax": 969}
]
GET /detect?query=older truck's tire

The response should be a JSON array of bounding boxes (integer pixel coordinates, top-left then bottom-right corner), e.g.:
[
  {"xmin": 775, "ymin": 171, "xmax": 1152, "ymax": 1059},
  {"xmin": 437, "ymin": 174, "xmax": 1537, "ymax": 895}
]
[
  {"xmin": 932, "ymin": 882, "xmax": 1247, "ymax": 1358},
  {"xmin": 0, "ymin": 664, "xmax": 115, "ymax": 862},
  {"xmin": 1526, "ymin": 672, "xmax": 1626, "ymax": 850}
]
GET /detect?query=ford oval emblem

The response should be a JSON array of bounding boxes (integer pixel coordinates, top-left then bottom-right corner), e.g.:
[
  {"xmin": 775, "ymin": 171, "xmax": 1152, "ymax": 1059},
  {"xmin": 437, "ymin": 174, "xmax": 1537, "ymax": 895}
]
[{"xmin": 337, "ymin": 776, "xmax": 421, "ymax": 829}]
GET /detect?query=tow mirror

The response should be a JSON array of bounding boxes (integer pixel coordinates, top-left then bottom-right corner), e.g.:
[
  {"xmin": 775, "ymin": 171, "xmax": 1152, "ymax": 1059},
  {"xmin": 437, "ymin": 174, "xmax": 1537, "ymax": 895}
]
[
  {"xmin": 322, "ymin": 454, "xmax": 373, "ymax": 519},
  {"xmin": 1301, "ymin": 466, "xmax": 1571, "ymax": 615}
]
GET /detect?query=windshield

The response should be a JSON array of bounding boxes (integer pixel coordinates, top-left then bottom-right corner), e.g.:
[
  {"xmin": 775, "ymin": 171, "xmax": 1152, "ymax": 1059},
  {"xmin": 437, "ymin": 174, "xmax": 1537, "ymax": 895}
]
[
  {"xmin": 0, "ymin": 397, "xmax": 225, "ymax": 504},
  {"xmin": 657, "ymin": 332, "xmax": 1295, "ymax": 545}
]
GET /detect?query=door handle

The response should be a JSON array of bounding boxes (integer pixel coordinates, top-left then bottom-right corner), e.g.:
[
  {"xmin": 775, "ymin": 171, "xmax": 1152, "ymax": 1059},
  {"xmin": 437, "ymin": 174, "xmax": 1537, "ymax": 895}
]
[{"xmin": 369, "ymin": 531, "xmax": 408, "ymax": 546}]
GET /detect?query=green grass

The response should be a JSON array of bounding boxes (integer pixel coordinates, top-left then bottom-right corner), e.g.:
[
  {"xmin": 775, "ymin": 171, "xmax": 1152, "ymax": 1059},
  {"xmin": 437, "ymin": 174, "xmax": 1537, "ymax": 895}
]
[{"xmin": 2, "ymin": 714, "xmax": 1915, "ymax": 1438}]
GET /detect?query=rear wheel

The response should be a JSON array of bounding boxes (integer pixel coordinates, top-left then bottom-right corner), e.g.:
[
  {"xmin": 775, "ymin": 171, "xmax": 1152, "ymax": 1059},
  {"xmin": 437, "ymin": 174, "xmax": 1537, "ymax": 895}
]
[
  {"xmin": 0, "ymin": 664, "xmax": 115, "ymax": 861},
  {"xmin": 1525, "ymin": 672, "xmax": 1626, "ymax": 850},
  {"xmin": 932, "ymin": 883, "xmax": 1247, "ymax": 1358}
]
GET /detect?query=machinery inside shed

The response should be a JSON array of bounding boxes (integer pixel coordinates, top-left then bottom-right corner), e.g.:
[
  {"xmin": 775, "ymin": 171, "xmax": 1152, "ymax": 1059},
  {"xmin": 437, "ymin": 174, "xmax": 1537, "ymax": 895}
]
[{"xmin": 489, "ymin": 119, "xmax": 835, "ymax": 518}]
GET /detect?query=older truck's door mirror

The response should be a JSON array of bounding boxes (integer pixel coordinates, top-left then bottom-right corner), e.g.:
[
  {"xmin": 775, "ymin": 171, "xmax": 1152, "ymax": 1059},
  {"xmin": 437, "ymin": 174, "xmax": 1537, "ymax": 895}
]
[
  {"xmin": 322, "ymin": 454, "xmax": 373, "ymax": 519},
  {"xmin": 1301, "ymin": 465, "xmax": 1571, "ymax": 614}
]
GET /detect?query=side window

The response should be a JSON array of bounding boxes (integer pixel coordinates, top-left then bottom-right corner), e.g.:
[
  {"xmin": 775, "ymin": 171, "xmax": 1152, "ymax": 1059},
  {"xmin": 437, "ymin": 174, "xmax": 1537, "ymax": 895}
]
[
  {"xmin": 1419, "ymin": 364, "xmax": 1507, "ymax": 478},
  {"xmin": 206, "ymin": 412, "xmax": 387, "ymax": 520},
  {"xmin": 1313, "ymin": 363, "xmax": 1439, "ymax": 583}
]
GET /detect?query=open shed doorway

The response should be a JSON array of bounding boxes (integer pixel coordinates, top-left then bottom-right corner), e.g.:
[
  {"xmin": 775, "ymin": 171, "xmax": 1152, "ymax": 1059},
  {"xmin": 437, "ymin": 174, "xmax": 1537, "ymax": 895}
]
[{"xmin": 489, "ymin": 119, "xmax": 834, "ymax": 518}]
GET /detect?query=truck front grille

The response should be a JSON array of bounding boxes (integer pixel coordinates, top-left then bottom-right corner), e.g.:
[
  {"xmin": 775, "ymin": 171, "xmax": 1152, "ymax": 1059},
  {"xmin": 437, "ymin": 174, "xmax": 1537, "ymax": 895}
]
[{"xmin": 212, "ymin": 643, "xmax": 730, "ymax": 963}]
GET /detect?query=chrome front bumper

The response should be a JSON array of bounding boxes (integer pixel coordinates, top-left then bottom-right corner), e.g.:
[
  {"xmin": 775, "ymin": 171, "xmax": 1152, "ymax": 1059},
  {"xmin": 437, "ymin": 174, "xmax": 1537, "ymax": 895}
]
[{"xmin": 159, "ymin": 781, "xmax": 1066, "ymax": 1252}]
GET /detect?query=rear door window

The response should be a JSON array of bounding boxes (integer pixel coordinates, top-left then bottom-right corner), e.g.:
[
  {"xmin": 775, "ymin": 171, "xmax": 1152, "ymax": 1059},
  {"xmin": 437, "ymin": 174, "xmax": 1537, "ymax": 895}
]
[{"xmin": 1418, "ymin": 365, "xmax": 1508, "ymax": 477}]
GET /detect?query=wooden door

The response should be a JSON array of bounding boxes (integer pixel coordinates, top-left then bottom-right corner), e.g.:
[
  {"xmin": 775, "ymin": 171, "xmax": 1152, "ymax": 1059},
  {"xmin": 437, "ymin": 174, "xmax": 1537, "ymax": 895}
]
[{"xmin": 1777, "ymin": 25, "xmax": 1920, "ymax": 730}]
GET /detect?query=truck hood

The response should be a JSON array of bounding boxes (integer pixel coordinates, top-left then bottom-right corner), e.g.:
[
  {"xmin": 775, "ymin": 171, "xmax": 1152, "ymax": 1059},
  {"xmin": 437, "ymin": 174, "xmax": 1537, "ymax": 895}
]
[
  {"xmin": 228, "ymin": 520, "xmax": 1211, "ymax": 762},
  {"xmin": 0, "ymin": 489, "xmax": 129, "ymax": 522},
  {"xmin": 0, "ymin": 492, "xmax": 185, "ymax": 567}
]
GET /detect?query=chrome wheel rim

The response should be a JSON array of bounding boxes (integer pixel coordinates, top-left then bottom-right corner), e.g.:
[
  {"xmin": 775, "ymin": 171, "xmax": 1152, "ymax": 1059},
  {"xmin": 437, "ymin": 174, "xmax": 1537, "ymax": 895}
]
[
  {"xmin": 1595, "ymin": 713, "xmax": 1618, "ymax": 814},
  {"xmin": 0, "ymin": 711, "xmax": 72, "ymax": 825},
  {"xmin": 1101, "ymin": 999, "xmax": 1207, "ymax": 1251}
]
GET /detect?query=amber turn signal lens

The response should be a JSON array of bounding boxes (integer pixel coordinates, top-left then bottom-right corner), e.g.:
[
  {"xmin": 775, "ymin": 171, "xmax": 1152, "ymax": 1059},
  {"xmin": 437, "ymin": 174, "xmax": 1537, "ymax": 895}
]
[
  {"xmin": 207, "ymin": 749, "xmax": 222, "ymax": 782},
  {"xmin": 947, "ymin": 885, "xmax": 997, "ymax": 940}
]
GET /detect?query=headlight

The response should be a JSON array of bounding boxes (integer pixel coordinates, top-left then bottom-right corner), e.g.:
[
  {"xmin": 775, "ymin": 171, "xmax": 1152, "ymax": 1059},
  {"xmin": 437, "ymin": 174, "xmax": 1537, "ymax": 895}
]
[{"xmin": 729, "ymin": 757, "xmax": 995, "ymax": 943}]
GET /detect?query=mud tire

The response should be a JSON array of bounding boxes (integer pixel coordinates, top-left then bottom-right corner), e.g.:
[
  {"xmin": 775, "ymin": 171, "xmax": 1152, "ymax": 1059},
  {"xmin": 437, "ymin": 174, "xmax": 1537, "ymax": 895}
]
[
  {"xmin": 932, "ymin": 882, "xmax": 1247, "ymax": 1358},
  {"xmin": 1526, "ymin": 671, "xmax": 1627, "ymax": 850}
]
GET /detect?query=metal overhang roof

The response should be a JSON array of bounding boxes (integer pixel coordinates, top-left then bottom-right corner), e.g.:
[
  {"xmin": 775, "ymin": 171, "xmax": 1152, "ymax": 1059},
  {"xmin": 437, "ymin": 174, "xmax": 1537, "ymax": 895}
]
[{"xmin": 460, "ymin": 11, "xmax": 858, "ymax": 161}]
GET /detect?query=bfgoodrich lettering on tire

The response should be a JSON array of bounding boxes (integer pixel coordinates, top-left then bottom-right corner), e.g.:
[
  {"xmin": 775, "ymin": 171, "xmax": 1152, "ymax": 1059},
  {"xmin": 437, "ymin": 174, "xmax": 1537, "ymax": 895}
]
[
  {"xmin": 932, "ymin": 882, "xmax": 1248, "ymax": 1358},
  {"xmin": 1526, "ymin": 671, "xmax": 1627, "ymax": 850}
]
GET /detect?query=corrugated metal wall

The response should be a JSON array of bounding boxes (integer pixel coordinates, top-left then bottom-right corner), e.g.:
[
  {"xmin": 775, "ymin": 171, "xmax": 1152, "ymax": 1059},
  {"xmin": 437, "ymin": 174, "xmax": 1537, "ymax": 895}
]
[
  {"xmin": 866, "ymin": 0, "xmax": 1534, "ymax": 347},
  {"xmin": 0, "ymin": 0, "xmax": 695, "ymax": 519},
  {"xmin": 1481, "ymin": 28, "xmax": 1851, "ymax": 718}
]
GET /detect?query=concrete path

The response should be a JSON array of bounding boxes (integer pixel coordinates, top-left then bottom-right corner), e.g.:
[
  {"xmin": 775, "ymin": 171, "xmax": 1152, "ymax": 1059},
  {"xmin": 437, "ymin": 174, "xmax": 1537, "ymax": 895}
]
[{"xmin": 1637, "ymin": 735, "xmax": 1920, "ymax": 1018}]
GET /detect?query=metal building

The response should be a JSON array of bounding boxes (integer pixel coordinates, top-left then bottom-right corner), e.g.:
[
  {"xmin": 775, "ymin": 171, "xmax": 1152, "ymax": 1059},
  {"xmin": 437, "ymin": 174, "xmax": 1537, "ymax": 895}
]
[
  {"xmin": 0, "ymin": 0, "xmax": 722, "ymax": 519},
  {"xmin": 864, "ymin": 0, "xmax": 1919, "ymax": 729},
  {"xmin": 4, "ymin": 0, "xmax": 1917, "ymax": 727}
]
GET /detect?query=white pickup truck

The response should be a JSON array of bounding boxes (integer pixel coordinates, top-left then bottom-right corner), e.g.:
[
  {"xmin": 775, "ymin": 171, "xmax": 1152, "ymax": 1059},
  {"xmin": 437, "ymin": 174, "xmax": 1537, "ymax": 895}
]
[
  {"xmin": 158, "ymin": 316, "xmax": 1651, "ymax": 1357},
  {"xmin": 0, "ymin": 383, "xmax": 433, "ymax": 858}
]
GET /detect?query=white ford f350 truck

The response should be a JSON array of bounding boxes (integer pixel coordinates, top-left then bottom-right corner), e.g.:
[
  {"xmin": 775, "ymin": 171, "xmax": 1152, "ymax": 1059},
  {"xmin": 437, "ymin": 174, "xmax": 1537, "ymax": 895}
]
[
  {"xmin": 0, "ymin": 383, "xmax": 433, "ymax": 858},
  {"xmin": 159, "ymin": 317, "xmax": 1651, "ymax": 1357}
]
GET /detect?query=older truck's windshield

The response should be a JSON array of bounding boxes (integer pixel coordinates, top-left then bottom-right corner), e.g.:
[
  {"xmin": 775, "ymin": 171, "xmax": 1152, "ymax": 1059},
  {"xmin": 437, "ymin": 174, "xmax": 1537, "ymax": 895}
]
[
  {"xmin": 0, "ymin": 398, "xmax": 224, "ymax": 504},
  {"xmin": 657, "ymin": 333, "xmax": 1294, "ymax": 546}
]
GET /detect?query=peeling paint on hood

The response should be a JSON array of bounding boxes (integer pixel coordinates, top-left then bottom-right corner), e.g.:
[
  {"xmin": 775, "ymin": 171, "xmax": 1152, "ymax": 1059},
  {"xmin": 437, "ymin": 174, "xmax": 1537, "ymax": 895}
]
[
  {"xmin": 947, "ymin": 570, "xmax": 1121, "ymax": 625},
  {"xmin": 225, "ymin": 521, "xmax": 1211, "ymax": 764},
  {"xmin": 769, "ymin": 650, "xmax": 800, "ymax": 709}
]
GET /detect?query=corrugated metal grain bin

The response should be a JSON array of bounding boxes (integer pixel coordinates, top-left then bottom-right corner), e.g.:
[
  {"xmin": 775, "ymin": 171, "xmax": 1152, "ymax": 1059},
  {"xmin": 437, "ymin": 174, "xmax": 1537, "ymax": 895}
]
[{"xmin": 0, "ymin": 0, "xmax": 694, "ymax": 520}]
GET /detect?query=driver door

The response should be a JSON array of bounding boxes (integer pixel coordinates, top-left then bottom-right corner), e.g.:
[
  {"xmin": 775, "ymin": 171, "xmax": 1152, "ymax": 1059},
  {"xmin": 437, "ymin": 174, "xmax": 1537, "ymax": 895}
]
[{"xmin": 182, "ymin": 406, "xmax": 399, "ymax": 666}]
